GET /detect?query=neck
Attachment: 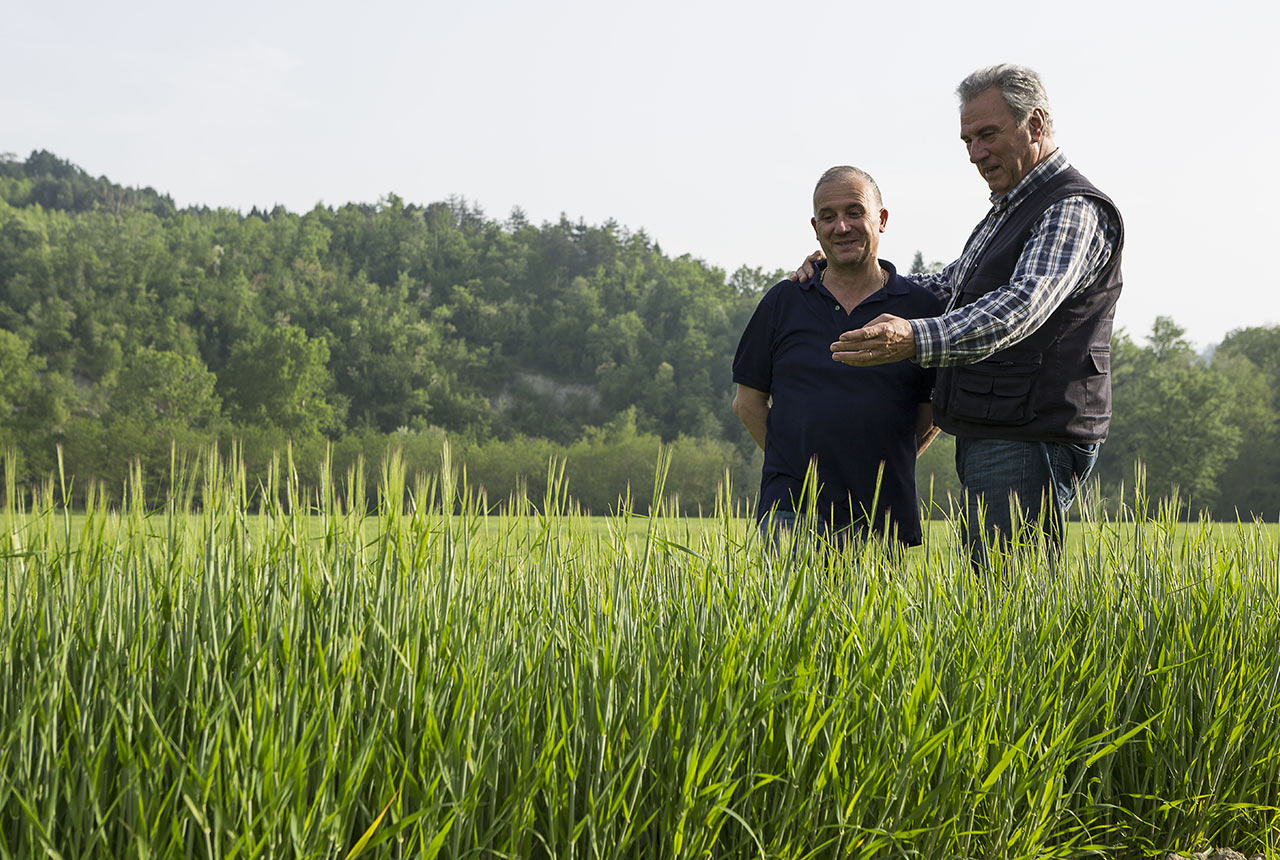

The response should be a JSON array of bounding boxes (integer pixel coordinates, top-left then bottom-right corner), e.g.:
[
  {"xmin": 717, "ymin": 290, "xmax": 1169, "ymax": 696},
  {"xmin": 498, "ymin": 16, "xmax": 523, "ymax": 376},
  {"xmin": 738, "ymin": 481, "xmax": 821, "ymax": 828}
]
[
  {"xmin": 1028, "ymin": 141, "xmax": 1058, "ymax": 174},
  {"xmin": 822, "ymin": 258, "xmax": 885, "ymax": 296},
  {"xmin": 821, "ymin": 258, "xmax": 886, "ymax": 313}
]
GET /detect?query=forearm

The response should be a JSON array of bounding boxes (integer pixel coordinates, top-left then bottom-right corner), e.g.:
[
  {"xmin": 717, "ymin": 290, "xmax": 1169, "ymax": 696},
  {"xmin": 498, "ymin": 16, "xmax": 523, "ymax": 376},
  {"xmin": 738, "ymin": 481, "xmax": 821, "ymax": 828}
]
[
  {"xmin": 914, "ymin": 403, "xmax": 939, "ymax": 456},
  {"xmin": 733, "ymin": 387, "xmax": 770, "ymax": 451},
  {"xmin": 909, "ymin": 271, "xmax": 1080, "ymax": 365},
  {"xmin": 739, "ymin": 408, "xmax": 768, "ymax": 451},
  {"xmin": 916, "ymin": 424, "xmax": 940, "ymax": 456},
  {"xmin": 910, "ymin": 198, "xmax": 1113, "ymax": 367}
]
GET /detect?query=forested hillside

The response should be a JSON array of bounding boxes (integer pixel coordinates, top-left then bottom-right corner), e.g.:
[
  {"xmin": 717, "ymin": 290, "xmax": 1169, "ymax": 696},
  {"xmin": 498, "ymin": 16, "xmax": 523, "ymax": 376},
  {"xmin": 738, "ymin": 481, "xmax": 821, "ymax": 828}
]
[{"xmin": 1, "ymin": 150, "xmax": 1277, "ymax": 518}]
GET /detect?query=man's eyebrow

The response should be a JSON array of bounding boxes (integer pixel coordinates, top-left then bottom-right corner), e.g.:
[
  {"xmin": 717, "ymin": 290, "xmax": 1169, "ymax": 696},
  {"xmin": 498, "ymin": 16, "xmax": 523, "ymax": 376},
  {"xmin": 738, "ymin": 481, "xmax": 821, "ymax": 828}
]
[
  {"xmin": 962, "ymin": 123, "xmax": 1001, "ymax": 140},
  {"xmin": 816, "ymin": 202, "xmax": 865, "ymax": 213}
]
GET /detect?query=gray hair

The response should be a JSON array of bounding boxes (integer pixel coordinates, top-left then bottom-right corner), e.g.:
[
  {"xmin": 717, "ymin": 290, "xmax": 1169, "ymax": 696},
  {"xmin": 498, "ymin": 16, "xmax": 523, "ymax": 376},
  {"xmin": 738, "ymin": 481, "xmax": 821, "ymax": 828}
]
[
  {"xmin": 956, "ymin": 64, "xmax": 1054, "ymax": 135},
  {"xmin": 813, "ymin": 165, "xmax": 883, "ymax": 210}
]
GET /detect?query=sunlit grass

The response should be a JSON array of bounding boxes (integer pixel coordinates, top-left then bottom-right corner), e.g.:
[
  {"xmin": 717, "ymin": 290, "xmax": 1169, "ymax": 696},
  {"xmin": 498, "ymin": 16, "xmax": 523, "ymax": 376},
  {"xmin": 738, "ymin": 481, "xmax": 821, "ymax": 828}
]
[
  {"xmin": 48, "ymin": 513, "xmax": 1280, "ymax": 556},
  {"xmin": 1, "ymin": 446, "xmax": 1278, "ymax": 859}
]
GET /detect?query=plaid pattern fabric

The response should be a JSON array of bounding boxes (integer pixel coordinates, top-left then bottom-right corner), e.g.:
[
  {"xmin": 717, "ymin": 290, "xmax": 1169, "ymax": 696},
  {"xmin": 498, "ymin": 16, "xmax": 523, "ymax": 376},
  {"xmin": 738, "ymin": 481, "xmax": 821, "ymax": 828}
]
[{"xmin": 907, "ymin": 151, "xmax": 1118, "ymax": 367}]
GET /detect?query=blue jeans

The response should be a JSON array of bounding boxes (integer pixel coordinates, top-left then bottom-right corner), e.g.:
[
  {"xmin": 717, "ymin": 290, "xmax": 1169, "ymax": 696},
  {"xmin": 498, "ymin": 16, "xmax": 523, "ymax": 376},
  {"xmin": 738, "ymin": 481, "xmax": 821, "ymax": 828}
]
[{"xmin": 954, "ymin": 437, "xmax": 1100, "ymax": 569}]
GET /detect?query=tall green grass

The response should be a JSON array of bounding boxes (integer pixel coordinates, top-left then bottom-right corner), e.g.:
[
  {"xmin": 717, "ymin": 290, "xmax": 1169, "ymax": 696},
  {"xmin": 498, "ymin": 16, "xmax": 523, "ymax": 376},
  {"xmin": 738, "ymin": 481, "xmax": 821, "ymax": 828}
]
[{"xmin": 1, "ymin": 446, "xmax": 1278, "ymax": 859}]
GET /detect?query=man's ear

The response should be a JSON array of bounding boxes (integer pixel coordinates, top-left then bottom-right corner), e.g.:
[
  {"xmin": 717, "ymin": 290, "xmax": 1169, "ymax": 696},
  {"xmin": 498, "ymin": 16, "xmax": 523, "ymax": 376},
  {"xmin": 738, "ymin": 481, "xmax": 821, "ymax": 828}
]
[
  {"xmin": 1027, "ymin": 108, "xmax": 1046, "ymax": 141},
  {"xmin": 878, "ymin": 208, "xmax": 889, "ymax": 232}
]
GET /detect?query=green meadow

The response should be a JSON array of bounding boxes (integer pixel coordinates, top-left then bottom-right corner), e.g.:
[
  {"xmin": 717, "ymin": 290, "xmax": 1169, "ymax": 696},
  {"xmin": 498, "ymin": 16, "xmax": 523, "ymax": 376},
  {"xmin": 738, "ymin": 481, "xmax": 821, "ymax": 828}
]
[{"xmin": 2, "ymin": 449, "xmax": 1279, "ymax": 859}]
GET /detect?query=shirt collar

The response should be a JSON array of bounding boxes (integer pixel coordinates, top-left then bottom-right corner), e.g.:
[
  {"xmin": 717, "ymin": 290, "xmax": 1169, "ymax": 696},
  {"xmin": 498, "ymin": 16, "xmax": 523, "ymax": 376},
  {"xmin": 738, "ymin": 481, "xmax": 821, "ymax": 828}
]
[
  {"xmin": 989, "ymin": 148, "xmax": 1069, "ymax": 213},
  {"xmin": 803, "ymin": 259, "xmax": 907, "ymax": 297}
]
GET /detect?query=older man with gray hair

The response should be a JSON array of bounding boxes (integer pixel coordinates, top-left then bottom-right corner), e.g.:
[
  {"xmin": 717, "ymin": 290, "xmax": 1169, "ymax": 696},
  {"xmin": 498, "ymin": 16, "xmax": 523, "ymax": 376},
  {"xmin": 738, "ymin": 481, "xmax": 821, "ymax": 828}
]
[{"xmin": 794, "ymin": 64, "xmax": 1124, "ymax": 567}]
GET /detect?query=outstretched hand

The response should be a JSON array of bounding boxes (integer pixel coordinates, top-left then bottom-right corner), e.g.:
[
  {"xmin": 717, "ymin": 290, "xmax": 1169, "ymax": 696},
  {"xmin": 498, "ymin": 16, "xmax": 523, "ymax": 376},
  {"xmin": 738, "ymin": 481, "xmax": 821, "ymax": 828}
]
[
  {"xmin": 789, "ymin": 250, "xmax": 825, "ymax": 282},
  {"xmin": 831, "ymin": 314, "xmax": 918, "ymax": 366}
]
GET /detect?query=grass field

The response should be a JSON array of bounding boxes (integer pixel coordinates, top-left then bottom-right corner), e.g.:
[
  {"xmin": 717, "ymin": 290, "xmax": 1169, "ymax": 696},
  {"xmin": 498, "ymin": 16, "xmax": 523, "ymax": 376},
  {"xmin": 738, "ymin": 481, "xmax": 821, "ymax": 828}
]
[
  {"xmin": 2, "ymin": 449, "xmax": 1279, "ymax": 859},
  {"xmin": 51, "ymin": 509, "xmax": 1280, "ymax": 556}
]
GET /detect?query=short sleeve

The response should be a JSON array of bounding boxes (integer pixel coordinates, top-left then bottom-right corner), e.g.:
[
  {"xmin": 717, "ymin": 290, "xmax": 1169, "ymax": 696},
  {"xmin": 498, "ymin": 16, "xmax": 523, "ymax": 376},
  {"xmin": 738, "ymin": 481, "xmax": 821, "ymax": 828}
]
[{"xmin": 732, "ymin": 291, "xmax": 776, "ymax": 393}]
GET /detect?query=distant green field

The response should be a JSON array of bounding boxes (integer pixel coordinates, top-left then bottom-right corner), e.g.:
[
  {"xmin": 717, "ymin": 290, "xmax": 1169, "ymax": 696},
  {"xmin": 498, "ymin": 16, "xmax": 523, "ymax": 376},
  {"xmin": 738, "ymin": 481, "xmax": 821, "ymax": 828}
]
[
  {"xmin": 44, "ymin": 508, "xmax": 1280, "ymax": 555},
  {"xmin": 3, "ymin": 458, "xmax": 1279, "ymax": 858}
]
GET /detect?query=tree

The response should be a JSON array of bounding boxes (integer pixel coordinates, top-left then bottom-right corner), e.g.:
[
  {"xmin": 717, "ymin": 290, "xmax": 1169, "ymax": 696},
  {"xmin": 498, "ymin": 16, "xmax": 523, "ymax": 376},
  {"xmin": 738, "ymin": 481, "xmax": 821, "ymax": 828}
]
[
  {"xmin": 1211, "ymin": 326, "xmax": 1280, "ymax": 518},
  {"xmin": 1098, "ymin": 320, "xmax": 1241, "ymax": 512},
  {"xmin": 728, "ymin": 265, "xmax": 783, "ymax": 296},
  {"xmin": 0, "ymin": 330, "xmax": 69, "ymax": 482},
  {"xmin": 90, "ymin": 348, "xmax": 224, "ymax": 497},
  {"xmin": 109, "ymin": 348, "xmax": 221, "ymax": 429},
  {"xmin": 220, "ymin": 325, "xmax": 343, "ymax": 437},
  {"xmin": 909, "ymin": 250, "xmax": 944, "ymax": 275},
  {"xmin": 0, "ymin": 330, "xmax": 45, "ymax": 431}
]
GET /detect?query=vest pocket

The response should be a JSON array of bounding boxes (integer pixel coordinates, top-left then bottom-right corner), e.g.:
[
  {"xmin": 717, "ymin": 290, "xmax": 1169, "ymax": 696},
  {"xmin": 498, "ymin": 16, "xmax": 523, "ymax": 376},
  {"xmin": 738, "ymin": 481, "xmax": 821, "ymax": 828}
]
[
  {"xmin": 948, "ymin": 351, "xmax": 1042, "ymax": 425},
  {"xmin": 1083, "ymin": 347, "xmax": 1110, "ymax": 416}
]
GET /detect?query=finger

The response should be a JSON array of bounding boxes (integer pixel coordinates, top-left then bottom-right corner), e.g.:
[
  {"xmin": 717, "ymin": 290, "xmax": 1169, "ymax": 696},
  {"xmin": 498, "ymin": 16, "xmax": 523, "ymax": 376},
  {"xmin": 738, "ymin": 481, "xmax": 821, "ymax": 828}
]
[
  {"xmin": 844, "ymin": 328, "xmax": 873, "ymax": 341},
  {"xmin": 833, "ymin": 349, "xmax": 889, "ymax": 367}
]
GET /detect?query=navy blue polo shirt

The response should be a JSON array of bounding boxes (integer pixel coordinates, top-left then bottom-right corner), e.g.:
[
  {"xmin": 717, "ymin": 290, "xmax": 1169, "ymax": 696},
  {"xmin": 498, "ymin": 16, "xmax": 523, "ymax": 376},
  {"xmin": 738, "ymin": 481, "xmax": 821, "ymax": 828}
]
[{"xmin": 732, "ymin": 259, "xmax": 943, "ymax": 545}]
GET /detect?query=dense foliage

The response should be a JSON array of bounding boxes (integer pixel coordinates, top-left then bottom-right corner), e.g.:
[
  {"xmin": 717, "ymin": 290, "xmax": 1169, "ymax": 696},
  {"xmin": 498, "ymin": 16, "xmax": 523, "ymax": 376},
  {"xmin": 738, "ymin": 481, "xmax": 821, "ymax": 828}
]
[{"xmin": 1, "ymin": 151, "xmax": 1277, "ymax": 518}]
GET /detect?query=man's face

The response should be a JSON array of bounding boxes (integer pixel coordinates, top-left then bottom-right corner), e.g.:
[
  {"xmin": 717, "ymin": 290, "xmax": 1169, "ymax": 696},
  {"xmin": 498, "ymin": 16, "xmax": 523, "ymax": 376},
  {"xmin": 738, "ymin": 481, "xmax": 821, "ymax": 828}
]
[
  {"xmin": 960, "ymin": 87, "xmax": 1045, "ymax": 196},
  {"xmin": 810, "ymin": 177, "xmax": 887, "ymax": 271}
]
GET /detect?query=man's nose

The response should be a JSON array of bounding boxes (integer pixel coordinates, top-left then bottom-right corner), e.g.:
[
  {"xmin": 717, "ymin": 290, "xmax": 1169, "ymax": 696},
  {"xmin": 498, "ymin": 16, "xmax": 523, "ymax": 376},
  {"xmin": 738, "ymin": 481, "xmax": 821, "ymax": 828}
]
[{"xmin": 968, "ymin": 140, "xmax": 987, "ymax": 163}]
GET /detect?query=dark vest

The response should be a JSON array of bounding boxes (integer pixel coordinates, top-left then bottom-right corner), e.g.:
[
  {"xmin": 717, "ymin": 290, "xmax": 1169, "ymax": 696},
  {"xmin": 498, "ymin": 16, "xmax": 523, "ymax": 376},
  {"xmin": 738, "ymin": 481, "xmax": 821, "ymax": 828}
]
[{"xmin": 933, "ymin": 166, "xmax": 1124, "ymax": 444}]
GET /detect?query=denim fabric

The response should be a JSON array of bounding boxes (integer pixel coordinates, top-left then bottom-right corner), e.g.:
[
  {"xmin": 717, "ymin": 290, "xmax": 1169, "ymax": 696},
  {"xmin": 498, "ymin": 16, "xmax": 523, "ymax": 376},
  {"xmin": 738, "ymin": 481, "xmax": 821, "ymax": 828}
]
[{"xmin": 954, "ymin": 437, "xmax": 1099, "ymax": 568}]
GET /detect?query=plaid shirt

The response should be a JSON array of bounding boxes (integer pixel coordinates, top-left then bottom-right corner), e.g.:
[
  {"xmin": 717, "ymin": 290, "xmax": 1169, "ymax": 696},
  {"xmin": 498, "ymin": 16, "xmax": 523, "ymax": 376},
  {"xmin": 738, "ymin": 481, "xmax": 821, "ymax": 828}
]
[{"xmin": 907, "ymin": 150, "xmax": 1118, "ymax": 367}]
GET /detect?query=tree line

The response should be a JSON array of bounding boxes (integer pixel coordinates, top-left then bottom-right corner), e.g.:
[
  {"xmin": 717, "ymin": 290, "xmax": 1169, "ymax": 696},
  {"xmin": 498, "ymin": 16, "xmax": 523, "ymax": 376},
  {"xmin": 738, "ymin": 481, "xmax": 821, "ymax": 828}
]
[{"xmin": 1, "ymin": 151, "xmax": 1277, "ymax": 519}]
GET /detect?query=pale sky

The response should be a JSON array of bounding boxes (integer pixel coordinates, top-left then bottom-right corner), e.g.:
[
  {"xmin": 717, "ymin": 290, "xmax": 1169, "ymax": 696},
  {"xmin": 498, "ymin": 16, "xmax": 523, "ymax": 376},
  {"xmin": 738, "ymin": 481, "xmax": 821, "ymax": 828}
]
[{"xmin": 6, "ymin": 0, "xmax": 1278, "ymax": 349}]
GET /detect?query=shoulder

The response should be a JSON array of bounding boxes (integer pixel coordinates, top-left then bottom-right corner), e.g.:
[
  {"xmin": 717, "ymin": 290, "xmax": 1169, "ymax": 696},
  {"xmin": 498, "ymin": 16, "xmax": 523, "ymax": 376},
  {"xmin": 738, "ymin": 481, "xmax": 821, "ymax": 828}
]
[
  {"xmin": 914, "ymin": 284, "xmax": 945, "ymax": 316},
  {"xmin": 1044, "ymin": 163, "xmax": 1122, "ymax": 223},
  {"xmin": 758, "ymin": 277, "xmax": 812, "ymax": 308},
  {"xmin": 1035, "ymin": 194, "xmax": 1120, "ymax": 243}
]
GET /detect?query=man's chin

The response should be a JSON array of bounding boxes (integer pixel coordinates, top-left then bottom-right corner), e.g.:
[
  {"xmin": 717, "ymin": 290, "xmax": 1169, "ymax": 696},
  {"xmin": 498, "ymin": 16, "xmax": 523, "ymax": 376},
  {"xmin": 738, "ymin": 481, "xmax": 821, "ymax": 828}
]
[
  {"xmin": 983, "ymin": 175, "xmax": 1011, "ymax": 195},
  {"xmin": 831, "ymin": 250, "xmax": 870, "ymax": 268}
]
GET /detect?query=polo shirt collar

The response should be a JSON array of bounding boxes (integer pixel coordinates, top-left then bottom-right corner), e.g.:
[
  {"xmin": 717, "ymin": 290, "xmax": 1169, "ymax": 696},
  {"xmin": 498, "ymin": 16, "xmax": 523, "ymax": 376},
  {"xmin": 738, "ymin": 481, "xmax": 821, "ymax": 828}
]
[{"xmin": 805, "ymin": 258, "xmax": 907, "ymax": 300}]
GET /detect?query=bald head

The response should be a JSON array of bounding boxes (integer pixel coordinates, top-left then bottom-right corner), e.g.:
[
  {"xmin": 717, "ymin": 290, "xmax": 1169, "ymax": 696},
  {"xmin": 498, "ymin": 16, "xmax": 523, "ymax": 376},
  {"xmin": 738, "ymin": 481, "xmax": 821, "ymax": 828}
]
[{"xmin": 813, "ymin": 166, "xmax": 883, "ymax": 211}]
